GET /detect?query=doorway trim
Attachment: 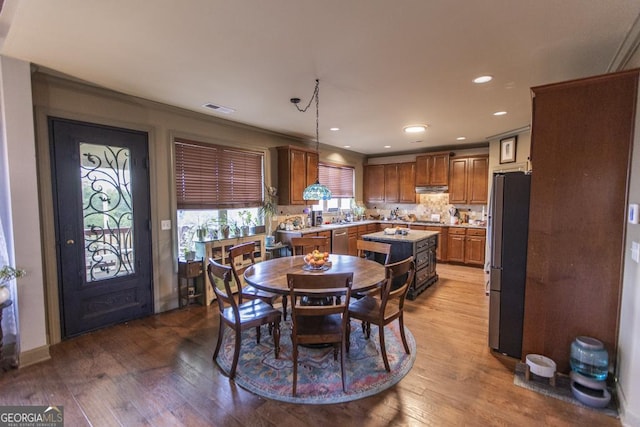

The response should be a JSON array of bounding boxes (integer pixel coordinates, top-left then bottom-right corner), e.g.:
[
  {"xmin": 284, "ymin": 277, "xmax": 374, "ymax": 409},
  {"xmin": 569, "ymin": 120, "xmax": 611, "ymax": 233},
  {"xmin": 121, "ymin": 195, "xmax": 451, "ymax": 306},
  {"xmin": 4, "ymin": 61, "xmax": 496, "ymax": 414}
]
[{"xmin": 34, "ymin": 106, "xmax": 159, "ymax": 345}]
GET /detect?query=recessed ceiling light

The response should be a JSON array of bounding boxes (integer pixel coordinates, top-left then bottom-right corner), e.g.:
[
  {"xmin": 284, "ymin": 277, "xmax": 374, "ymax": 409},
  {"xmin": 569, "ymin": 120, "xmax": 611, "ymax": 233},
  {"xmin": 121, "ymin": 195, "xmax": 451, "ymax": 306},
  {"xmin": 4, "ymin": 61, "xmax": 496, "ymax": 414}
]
[
  {"xmin": 456, "ymin": 136, "xmax": 466, "ymax": 141},
  {"xmin": 493, "ymin": 111, "xmax": 507, "ymax": 116},
  {"xmin": 343, "ymin": 145, "xmax": 351, "ymax": 148},
  {"xmin": 403, "ymin": 124, "xmax": 428, "ymax": 133},
  {"xmin": 473, "ymin": 75, "xmax": 493, "ymax": 84},
  {"xmin": 384, "ymin": 145, "xmax": 391, "ymax": 148},
  {"xmin": 408, "ymin": 140, "xmax": 423, "ymax": 144},
  {"xmin": 330, "ymin": 127, "xmax": 340, "ymax": 131}
]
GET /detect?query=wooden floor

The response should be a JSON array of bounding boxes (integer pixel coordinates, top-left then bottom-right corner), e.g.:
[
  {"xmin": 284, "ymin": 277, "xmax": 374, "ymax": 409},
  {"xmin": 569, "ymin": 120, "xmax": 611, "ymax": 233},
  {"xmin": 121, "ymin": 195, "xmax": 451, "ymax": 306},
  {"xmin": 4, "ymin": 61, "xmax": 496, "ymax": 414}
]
[{"xmin": 0, "ymin": 264, "xmax": 620, "ymax": 426}]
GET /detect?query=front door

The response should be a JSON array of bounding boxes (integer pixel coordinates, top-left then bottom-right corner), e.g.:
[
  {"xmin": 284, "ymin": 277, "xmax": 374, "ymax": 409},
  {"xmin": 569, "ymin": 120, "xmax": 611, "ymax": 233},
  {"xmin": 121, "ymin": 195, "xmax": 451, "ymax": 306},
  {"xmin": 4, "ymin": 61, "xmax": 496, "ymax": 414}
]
[{"xmin": 49, "ymin": 118, "xmax": 153, "ymax": 338}]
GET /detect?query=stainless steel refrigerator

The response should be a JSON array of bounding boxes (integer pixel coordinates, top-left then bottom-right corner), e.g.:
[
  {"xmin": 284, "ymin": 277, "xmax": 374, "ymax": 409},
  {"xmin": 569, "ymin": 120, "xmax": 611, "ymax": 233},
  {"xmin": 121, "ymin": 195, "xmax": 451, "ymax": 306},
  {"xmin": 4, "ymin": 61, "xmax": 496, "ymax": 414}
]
[{"xmin": 488, "ymin": 172, "xmax": 531, "ymax": 358}]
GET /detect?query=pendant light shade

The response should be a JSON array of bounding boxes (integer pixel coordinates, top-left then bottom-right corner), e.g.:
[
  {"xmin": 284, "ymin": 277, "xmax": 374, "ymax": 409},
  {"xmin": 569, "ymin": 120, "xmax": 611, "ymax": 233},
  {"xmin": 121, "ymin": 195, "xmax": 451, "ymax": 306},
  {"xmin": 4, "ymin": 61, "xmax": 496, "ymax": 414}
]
[
  {"xmin": 303, "ymin": 179, "xmax": 332, "ymax": 200},
  {"xmin": 292, "ymin": 79, "xmax": 332, "ymax": 201}
]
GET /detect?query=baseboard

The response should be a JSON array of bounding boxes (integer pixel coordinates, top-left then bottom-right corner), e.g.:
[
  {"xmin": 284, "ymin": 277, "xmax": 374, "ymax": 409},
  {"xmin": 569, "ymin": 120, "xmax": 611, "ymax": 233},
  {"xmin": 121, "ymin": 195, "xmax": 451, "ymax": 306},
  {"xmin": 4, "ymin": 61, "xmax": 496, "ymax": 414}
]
[
  {"xmin": 19, "ymin": 345, "xmax": 51, "ymax": 368},
  {"xmin": 617, "ymin": 381, "xmax": 640, "ymax": 427}
]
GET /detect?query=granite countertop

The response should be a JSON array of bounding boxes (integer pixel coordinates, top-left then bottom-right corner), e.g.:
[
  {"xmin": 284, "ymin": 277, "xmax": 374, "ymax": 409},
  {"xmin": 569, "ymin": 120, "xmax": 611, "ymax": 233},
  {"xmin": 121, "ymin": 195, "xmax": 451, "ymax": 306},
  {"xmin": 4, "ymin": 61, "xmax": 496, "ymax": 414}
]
[
  {"xmin": 361, "ymin": 229, "xmax": 439, "ymax": 243},
  {"xmin": 277, "ymin": 219, "xmax": 485, "ymax": 234}
]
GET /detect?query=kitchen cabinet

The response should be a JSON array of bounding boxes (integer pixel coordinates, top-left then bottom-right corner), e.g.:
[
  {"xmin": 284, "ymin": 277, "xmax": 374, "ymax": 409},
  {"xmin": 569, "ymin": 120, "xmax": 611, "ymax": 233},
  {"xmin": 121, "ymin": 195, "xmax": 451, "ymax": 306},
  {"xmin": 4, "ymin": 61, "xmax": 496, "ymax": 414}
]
[
  {"xmin": 411, "ymin": 224, "xmax": 447, "ymax": 261},
  {"xmin": 446, "ymin": 227, "xmax": 485, "ymax": 266},
  {"xmin": 364, "ymin": 165, "xmax": 385, "ymax": 203},
  {"xmin": 522, "ymin": 70, "xmax": 638, "ymax": 373},
  {"xmin": 365, "ymin": 162, "xmax": 416, "ymax": 204},
  {"xmin": 416, "ymin": 152, "xmax": 450, "ymax": 186},
  {"xmin": 448, "ymin": 155, "xmax": 489, "ymax": 204},
  {"xmin": 277, "ymin": 146, "xmax": 318, "ymax": 205}
]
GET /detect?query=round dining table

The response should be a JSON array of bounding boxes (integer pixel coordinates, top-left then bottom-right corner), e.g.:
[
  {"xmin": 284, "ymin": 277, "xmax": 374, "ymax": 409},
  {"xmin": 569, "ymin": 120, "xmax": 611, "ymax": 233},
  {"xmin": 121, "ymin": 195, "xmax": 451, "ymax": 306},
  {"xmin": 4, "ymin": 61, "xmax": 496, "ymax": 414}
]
[{"xmin": 244, "ymin": 254, "xmax": 387, "ymax": 294}]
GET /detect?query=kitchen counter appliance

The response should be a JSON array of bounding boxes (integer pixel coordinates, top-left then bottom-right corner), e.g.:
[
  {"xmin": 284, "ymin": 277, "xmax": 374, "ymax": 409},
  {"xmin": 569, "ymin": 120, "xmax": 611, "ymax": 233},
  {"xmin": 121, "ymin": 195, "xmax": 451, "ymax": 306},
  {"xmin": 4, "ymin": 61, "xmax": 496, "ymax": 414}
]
[
  {"xmin": 488, "ymin": 172, "xmax": 531, "ymax": 358},
  {"xmin": 331, "ymin": 228, "xmax": 349, "ymax": 254}
]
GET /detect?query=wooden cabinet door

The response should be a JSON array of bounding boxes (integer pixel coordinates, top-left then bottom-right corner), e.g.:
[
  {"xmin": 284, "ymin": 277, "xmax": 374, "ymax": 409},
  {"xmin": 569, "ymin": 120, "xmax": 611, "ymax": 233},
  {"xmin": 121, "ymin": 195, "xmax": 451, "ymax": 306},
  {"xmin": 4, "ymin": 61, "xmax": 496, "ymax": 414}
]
[
  {"xmin": 430, "ymin": 153, "xmax": 450, "ymax": 185},
  {"xmin": 448, "ymin": 158, "xmax": 468, "ymax": 204},
  {"xmin": 348, "ymin": 227, "xmax": 358, "ymax": 256},
  {"xmin": 290, "ymin": 149, "xmax": 308, "ymax": 205},
  {"xmin": 425, "ymin": 226, "xmax": 446, "ymax": 261},
  {"xmin": 398, "ymin": 162, "xmax": 416, "ymax": 203},
  {"xmin": 363, "ymin": 165, "xmax": 385, "ymax": 203},
  {"xmin": 415, "ymin": 155, "xmax": 429, "ymax": 186},
  {"xmin": 384, "ymin": 164, "xmax": 399, "ymax": 203},
  {"xmin": 447, "ymin": 233, "xmax": 465, "ymax": 262},
  {"xmin": 464, "ymin": 232, "xmax": 486, "ymax": 265},
  {"xmin": 467, "ymin": 156, "xmax": 489, "ymax": 204}
]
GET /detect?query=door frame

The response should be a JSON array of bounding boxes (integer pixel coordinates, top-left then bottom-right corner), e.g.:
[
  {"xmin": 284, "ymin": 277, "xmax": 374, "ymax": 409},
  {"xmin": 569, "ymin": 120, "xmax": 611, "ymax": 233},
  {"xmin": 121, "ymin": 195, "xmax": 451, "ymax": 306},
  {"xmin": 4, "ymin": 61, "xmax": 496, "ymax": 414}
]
[{"xmin": 34, "ymin": 107, "xmax": 159, "ymax": 345}]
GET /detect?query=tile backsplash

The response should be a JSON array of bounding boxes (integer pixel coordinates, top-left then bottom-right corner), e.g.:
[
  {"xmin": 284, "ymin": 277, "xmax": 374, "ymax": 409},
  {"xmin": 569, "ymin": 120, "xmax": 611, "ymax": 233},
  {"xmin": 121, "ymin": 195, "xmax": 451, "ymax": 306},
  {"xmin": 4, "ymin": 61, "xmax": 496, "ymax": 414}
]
[{"xmin": 365, "ymin": 193, "xmax": 487, "ymax": 223}]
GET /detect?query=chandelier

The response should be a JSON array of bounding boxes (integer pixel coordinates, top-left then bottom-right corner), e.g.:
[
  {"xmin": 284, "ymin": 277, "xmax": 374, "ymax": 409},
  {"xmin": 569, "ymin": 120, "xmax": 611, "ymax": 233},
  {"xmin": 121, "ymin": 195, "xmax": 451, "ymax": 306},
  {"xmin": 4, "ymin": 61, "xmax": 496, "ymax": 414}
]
[{"xmin": 290, "ymin": 79, "xmax": 332, "ymax": 201}]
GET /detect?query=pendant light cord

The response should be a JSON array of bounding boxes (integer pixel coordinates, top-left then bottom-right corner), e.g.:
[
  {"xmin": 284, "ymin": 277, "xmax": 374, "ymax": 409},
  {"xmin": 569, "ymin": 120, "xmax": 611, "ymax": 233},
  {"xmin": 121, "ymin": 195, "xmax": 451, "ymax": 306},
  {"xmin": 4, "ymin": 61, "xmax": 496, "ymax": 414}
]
[{"xmin": 292, "ymin": 79, "xmax": 321, "ymax": 153}]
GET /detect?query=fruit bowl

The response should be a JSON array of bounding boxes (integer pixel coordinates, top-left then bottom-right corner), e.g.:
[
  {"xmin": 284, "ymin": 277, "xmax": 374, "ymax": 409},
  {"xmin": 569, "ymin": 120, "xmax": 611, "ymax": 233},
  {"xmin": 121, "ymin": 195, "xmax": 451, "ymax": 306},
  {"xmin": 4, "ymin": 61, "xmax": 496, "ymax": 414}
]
[{"xmin": 303, "ymin": 250, "xmax": 331, "ymax": 271}]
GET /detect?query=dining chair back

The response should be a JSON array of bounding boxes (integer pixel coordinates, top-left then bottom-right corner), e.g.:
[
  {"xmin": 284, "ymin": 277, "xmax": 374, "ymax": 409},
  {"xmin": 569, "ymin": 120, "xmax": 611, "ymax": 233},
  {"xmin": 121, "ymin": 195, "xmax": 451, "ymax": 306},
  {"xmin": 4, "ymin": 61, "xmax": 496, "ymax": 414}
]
[
  {"xmin": 286, "ymin": 271, "xmax": 353, "ymax": 396},
  {"xmin": 347, "ymin": 256, "xmax": 415, "ymax": 372},
  {"xmin": 356, "ymin": 239, "xmax": 392, "ymax": 265},
  {"xmin": 228, "ymin": 241, "xmax": 288, "ymax": 319},
  {"xmin": 207, "ymin": 258, "xmax": 281, "ymax": 379},
  {"xmin": 290, "ymin": 236, "xmax": 331, "ymax": 256}
]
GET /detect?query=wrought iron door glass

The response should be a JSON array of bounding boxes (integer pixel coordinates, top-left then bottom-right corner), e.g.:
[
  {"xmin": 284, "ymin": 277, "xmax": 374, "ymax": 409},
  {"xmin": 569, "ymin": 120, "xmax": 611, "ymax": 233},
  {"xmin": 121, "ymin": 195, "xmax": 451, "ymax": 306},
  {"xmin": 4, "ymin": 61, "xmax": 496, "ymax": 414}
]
[{"xmin": 80, "ymin": 142, "xmax": 135, "ymax": 282}]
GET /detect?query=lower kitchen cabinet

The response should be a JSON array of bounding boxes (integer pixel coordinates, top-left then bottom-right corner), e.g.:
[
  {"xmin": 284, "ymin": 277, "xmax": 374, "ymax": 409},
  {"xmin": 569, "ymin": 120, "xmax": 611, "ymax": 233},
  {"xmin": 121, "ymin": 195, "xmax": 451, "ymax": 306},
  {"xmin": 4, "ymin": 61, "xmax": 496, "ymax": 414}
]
[{"xmin": 447, "ymin": 227, "xmax": 485, "ymax": 266}]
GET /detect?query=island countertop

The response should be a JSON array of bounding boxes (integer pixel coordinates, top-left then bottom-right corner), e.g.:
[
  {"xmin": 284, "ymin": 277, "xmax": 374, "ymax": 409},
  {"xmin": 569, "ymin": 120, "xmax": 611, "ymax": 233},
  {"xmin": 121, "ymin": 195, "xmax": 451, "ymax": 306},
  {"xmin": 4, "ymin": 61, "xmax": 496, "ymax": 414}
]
[{"xmin": 361, "ymin": 229, "xmax": 439, "ymax": 243}]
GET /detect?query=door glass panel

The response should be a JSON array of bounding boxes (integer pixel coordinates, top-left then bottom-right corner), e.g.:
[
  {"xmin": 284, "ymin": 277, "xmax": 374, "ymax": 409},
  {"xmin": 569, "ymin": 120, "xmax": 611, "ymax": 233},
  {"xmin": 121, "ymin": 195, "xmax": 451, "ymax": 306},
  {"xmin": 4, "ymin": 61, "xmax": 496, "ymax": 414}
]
[{"xmin": 80, "ymin": 143, "xmax": 135, "ymax": 282}]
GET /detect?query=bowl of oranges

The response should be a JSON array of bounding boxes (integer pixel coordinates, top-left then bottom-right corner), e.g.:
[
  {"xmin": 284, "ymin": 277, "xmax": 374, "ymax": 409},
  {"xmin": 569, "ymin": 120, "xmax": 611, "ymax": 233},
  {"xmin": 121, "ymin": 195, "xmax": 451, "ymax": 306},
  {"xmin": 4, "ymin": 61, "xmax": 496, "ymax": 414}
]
[{"xmin": 303, "ymin": 249, "xmax": 331, "ymax": 271}]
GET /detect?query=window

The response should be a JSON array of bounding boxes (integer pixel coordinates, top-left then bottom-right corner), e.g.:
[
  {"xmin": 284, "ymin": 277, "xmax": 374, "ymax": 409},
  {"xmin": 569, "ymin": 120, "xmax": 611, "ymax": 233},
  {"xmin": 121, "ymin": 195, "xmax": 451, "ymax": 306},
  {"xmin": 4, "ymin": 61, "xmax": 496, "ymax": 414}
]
[
  {"xmin": 175, "ymin": 138, "xmax": 263, "ymax": 209},
  {"xmin": 313, "ymin": 162, "xmax": 355, "ymax": 212},
  {"xmin": 174, "ymin": 138, "xmax": 265, "ymax": 255}
]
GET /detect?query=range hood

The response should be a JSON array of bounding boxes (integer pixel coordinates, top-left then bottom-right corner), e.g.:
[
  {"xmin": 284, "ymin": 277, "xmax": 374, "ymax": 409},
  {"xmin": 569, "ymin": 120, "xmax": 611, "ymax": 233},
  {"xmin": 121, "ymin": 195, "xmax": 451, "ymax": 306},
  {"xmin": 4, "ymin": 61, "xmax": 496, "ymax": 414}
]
[{"xmin": 415, "ymin": 185, "xmax": 448, "ymax": 194}]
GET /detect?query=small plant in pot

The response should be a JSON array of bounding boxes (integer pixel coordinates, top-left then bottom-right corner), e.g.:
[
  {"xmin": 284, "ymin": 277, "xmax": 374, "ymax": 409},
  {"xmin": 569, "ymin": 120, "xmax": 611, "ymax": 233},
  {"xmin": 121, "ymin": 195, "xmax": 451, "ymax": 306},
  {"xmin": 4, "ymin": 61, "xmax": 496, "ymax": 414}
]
[
  {"xmin": 239, "ymin": 210, "xmax": 253, "ymax": 236},
  {"xmin": 260, "ymin": 186, "xmax": 278, "ymax": 243},
  {"xmin": 0, "ymin": 265, "xmax": 26, "ymax": 304}
]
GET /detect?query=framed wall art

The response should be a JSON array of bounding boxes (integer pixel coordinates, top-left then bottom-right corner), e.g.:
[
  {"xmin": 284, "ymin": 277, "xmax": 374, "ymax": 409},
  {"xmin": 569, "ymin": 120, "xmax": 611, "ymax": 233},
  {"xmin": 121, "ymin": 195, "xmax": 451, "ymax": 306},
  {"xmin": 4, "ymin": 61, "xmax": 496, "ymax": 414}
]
[{"xmin": 500, "ymin": 136, "xmax": 517, "ymax": 164}]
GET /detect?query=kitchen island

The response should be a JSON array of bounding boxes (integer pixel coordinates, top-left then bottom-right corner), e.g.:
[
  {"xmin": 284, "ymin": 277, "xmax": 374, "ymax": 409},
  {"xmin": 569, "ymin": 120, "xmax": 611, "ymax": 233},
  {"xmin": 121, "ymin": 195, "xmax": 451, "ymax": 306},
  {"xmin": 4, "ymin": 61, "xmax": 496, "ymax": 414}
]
[{"xmin": 362, "ymin": 229, "xmax": 439, "ymax": 299}]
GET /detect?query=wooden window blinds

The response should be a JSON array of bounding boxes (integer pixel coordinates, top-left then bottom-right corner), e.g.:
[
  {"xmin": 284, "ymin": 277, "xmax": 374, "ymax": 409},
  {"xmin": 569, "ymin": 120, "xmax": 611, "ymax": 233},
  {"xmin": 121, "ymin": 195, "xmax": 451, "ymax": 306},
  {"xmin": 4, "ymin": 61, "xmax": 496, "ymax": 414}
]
[
  {"xmin": 175, "ymin": 139, "xmax": 263, "ymax": 209},
  {"xmin": 319, "ymin": 163, "xmax": 354, "ymax": 198}
]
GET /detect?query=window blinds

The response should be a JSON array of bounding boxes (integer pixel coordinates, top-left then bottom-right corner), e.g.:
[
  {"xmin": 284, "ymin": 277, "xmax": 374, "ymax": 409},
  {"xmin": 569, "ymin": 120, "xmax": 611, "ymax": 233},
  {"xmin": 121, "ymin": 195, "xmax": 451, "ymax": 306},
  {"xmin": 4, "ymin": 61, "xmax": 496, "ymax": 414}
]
[
  {"xmin": 175, "ymin": 139, "xmax": 263, "ymax": 209},
  {"xmin": 319, "ymin": 163, "xmax": 354, "ymax": 198}
]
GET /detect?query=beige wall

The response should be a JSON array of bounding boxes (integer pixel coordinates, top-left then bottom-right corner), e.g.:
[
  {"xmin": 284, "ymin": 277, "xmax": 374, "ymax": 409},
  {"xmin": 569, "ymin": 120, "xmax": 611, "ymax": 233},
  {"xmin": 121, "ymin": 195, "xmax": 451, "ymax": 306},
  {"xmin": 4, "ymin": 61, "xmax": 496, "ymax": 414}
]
[{"xmin": 30, "ymin": 71, "xmax": 366, "ymax": 344}]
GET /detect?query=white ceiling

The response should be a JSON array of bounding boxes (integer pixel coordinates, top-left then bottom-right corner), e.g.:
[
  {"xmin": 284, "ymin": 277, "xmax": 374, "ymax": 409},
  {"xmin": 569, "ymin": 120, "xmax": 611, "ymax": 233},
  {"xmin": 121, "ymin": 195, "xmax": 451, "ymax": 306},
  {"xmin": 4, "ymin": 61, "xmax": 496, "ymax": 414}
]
[{"xmin": 1, "ymin": 1, "xmax": 639, "ymax": 156}]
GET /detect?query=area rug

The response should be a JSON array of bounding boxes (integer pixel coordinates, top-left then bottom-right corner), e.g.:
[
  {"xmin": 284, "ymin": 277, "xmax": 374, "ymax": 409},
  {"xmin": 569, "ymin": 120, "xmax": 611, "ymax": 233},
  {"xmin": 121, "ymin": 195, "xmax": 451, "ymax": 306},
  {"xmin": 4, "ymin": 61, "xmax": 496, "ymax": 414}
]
[
  {"xmin": 215, "ymin": 319, "xmax": 416, "ymax": 404},
  {"xmin": 513, "ymin": 362, "xmax": 619, "ymax": 418}
]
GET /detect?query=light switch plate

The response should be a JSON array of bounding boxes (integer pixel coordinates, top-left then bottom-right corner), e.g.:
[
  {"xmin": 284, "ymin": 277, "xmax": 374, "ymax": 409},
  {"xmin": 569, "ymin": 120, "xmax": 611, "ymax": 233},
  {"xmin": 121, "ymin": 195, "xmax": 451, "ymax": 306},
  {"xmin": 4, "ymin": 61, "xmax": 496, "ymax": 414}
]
[
  {"xmin": 632, "ymin": 241, "xmax": 639, "ymax": 263},
  {"xmin": 161, "ymin": 220, "xmax": 171, "ymax": 230}
]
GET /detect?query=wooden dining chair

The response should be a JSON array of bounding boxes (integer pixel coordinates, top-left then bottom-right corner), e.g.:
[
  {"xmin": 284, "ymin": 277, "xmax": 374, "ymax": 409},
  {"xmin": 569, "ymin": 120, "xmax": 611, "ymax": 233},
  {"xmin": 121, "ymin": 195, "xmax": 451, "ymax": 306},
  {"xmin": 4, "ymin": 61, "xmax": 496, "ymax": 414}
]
[
  {"xmin": 208, "ymin": 258, "xmax": 281, "ymax": 379},
  {"xmin": 228, "ymin": 241, "xmax": 288, "ymax": 320},
  {"xmin": 356, "ymin": 239, "xmax": 391, "ymax": 265},
  {"xmin": 290, "ymin": 236, "xmax": 331, "ymax": 256},
  {"xmin": 287, "ymin": 272, "xmax": 353, "ymax": 396},
  {"xmin": 347, "ymin": 256, "xmax": 415, "ymax": 372}
]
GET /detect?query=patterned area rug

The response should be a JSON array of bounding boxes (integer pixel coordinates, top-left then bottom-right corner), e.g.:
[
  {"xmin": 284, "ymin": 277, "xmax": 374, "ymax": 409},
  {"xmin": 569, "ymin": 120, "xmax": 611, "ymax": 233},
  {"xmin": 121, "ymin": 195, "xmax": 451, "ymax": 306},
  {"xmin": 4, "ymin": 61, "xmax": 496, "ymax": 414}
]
[{"xmin": 215, "ymin": 319, "xmax": 416, "ymax": 404}]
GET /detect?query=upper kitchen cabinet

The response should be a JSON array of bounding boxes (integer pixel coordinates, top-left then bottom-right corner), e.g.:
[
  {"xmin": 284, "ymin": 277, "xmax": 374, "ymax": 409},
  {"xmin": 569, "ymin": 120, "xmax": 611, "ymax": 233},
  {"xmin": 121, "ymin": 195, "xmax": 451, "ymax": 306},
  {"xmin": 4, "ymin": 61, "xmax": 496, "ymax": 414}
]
[
  {"xmin": 364, "ymin": 164, "xmax": 385, "ymax": 203},
  {"xmin": 277, "ymin": 146, "xmax": 318, "ymax": 205},
  {"xmin": 415, "ymin": 152, "xmax": 450, "ymax": 186},
  {"xmin": 364, "ymin": 162, "xmax": 416, "ymax": 204},
  {"xmin": 522, "ymin": 70, "xmax": 638, "ymax": 374},
  {"xmin": 448, "ymin": 155, "xmax": 489, "ymax": 205}
]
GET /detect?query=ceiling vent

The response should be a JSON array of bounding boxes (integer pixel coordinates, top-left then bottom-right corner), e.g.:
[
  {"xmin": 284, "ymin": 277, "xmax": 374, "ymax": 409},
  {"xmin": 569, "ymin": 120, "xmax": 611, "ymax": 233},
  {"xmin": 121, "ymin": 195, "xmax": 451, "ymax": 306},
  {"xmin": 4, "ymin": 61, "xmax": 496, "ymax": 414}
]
[{"xmin": 202, "ymin": 103, "xmax": 235, "ymax": 114}]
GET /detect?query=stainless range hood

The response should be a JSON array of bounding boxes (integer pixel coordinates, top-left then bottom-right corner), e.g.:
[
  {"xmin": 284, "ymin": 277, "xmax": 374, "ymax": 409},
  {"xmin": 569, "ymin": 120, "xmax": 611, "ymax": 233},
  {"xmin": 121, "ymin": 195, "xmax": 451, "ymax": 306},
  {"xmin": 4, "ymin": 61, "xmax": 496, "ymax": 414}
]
[{"xmin": 415, "ymin": 185, "xmax": 448, "ymax": 194}]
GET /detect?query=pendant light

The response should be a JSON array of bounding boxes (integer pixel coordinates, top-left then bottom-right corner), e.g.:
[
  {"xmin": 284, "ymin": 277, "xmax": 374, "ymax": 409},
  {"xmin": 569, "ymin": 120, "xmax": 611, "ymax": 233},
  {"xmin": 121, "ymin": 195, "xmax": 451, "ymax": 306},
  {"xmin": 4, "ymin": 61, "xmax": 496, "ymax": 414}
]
[{"xmin": 291, "ymin": 79, "xmax": 332, "ymax": 201}]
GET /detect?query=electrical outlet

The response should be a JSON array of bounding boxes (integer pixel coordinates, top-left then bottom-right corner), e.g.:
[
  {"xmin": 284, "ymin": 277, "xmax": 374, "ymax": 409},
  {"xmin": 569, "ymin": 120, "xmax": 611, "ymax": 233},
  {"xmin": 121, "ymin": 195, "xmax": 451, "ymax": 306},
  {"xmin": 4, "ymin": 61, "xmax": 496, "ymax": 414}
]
[
  {"xmin": 632, "ymin": 241, "xmax": 639, "ymax": 263},
  {"xmin": 161, "ymin": 220, "xmax": 171, "ymax": 230}
]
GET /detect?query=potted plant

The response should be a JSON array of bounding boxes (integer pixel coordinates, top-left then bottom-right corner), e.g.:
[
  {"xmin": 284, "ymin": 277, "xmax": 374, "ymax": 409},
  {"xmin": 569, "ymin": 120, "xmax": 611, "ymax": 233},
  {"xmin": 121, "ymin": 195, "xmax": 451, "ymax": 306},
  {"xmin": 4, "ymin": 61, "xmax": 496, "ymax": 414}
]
[
  {"xmin": 239, "ymin": 210, "xmax": 253, "ymax": 236},
  {"xmin": 0, "ymin": 265, "xmax": 26, "ymax": 304},
  {"xmin": 260, "ymin": 186, "xmax": 278, "ymax": 245}
]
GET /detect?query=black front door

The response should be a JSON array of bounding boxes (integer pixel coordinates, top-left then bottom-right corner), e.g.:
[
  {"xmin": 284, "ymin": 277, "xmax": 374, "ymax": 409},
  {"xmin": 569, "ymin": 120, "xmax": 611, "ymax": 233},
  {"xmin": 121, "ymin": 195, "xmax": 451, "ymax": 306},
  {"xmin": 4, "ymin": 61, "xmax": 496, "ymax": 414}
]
[{"xmin": 49, "ymin": 118, "xmax": 153, "ymax": 338}]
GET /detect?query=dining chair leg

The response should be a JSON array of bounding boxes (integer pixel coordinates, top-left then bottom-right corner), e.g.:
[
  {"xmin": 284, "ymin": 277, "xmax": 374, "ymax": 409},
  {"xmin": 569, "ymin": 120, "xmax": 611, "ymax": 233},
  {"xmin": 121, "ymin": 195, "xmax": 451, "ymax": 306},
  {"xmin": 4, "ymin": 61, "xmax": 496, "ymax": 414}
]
[
  {"xmin": 282, "ymin": 296, "xmax": 288, "ymax": 321},
  {"xmin": 292, "ymin": 343, "xmax": 298, "ymax": 396},
  {"xmin": 256, "ymin": 325, "xmax": 262, "ymax": 344},
  {"xmin": 340, "ymin": 340, "xmax": 347, "ymax": 392},
  {"xmin": 213, "ymin": 319, "xmax": 224, "ymax": 362},
  {"xmin": 230, "ymin": 328, "xmax": 242, "ymax": 379},
  {"xmin": 364, "ymin": 321, "xmax": 371, "ymax": 339},
  {"xmin": 379, "ymin": 325, "xmax": 391, "ymax": 372},
  {"xmin": 273, "ymin": 320, "xmax": 281, "ymax": 358},
  {"xmin": 399, "ymin": 315, "xmax": 410, "ymax": 354},
  {"xmin": 345, "ymin": 318, "xmax": 351, "ymax": 353}
]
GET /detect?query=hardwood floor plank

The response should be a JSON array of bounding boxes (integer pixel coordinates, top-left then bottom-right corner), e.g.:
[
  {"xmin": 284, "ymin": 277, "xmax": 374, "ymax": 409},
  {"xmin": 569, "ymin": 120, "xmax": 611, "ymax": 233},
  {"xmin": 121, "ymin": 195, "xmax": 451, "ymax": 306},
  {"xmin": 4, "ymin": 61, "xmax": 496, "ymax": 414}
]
[{"xmin": 0, "ymin": 264, "xmax": 620, "ymax": 426}]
